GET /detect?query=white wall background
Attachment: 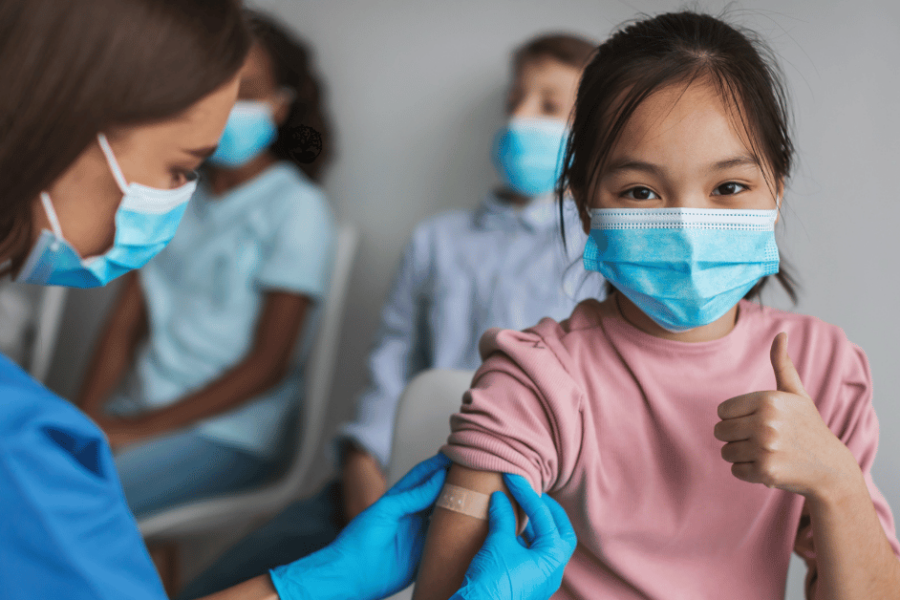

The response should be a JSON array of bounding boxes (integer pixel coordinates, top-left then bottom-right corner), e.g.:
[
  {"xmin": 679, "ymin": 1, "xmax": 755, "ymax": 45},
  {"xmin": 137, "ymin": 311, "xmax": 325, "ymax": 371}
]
[{"xmin": 45, "ymin": 1, "xmax": 899, "ymax": 597}]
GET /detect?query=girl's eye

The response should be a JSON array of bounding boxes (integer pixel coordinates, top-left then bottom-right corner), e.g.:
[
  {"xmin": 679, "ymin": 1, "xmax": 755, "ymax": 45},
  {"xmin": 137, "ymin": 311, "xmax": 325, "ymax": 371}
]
[
  {"xmin": 712, "ymin": 182, "xmax": 748, "ymax": 196},
  {"xmin": 622, "ymin": 186, "xmax": 660, "ymax": 201}
]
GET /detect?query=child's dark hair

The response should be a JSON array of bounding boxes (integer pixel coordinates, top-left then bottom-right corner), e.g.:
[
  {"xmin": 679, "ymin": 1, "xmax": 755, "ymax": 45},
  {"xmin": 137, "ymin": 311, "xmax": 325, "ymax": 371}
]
[
  {"xmin": 247, "ymin": 10, "xmax": 334, "ymax": 182},
  {"xmin": 558, "ymin": 11, "xmax": 798, "ymax": 303}
]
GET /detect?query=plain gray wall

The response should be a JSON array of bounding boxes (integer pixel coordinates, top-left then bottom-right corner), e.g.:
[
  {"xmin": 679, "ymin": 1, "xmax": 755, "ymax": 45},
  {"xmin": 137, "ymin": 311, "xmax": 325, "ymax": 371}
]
[{"xmin": 45, "ymin": 1, "xmax": 898, "ymax": 597}]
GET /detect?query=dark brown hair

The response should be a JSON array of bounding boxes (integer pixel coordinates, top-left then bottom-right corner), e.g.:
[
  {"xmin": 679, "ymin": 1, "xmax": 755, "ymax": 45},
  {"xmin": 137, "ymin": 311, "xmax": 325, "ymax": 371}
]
[
  {"xmin": 0, "ymin": 0, "xmax": 251, "ymax": 273},
  {"xmin": 247, "ymin": 10, "xmax": 334, "ymax": 182},
  {"xmin": 513, "ymin": 32, "xmax": 598, "ymax": 74},
  {"xmin": 558, "ymin": 11, "xmax": 798, "ymax": 303}
]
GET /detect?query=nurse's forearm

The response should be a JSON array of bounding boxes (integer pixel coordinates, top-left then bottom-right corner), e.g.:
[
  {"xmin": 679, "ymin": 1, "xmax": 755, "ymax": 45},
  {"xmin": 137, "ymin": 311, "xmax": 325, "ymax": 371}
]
[{"xmin": 200, "ymin": 574, "xmax": 279, "ymax": 600}]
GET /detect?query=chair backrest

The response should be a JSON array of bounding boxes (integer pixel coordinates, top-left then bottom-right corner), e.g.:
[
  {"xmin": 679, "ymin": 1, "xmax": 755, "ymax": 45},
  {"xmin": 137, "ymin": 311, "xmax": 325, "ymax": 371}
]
[
  {"xmin": 30, "ymin": 286, "xmax": 68, "ymax": 383},
  {"xmin": 278, "ymin": 223, "xmax": 359, "ymax": 493},
  {"xmin": 382, "ymin": 368, "xmax": 475, "ymax": 600},
  {"xmin": 139, "ymin": 223, "xmax": 359, "ymax": 540},
  {"xmin": 0, "ymin": 282, "xmax": 67, "ymax": 383},
  {"xmin": 387, "ymin": 368, "xmax": 475, "ymax": 487}
]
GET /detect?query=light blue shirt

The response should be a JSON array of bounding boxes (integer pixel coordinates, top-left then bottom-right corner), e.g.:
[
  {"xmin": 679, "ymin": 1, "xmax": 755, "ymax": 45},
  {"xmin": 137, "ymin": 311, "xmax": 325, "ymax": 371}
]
[
  {"xmin": 0, "ymin": 355, "xmax": 167, "ymax": 600},
  {"xmin": 338, "ymin": 191, "xmax": 606, "ymax": 468},
  {"xmin": 113, "ymin": 162, "xmax": 336, "ymax": 457}
]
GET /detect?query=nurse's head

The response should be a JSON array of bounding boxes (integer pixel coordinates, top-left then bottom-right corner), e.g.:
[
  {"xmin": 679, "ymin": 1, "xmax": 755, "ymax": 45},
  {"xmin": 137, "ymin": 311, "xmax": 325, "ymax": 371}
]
[
  {"xmin": 492, "ymin": 33, "xmax": 596, "ymax": 200},
  {"xmin": 558, "ymin": 11, "xmax": 797, "ymax": 303},
  {"xmin": 0, "ymin": 0, "xmax": 251, "ymax": 278},
  {"xmin": 206, "ymin": 10, "xmax": 334, "ymax": 181}
]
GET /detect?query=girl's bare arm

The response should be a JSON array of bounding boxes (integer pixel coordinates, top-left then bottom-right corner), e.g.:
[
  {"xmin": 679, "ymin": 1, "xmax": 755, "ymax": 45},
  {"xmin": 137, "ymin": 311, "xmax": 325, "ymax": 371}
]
[{"xmin": 412, "ymin": 463, "xmax": 521, "ymax": 600}]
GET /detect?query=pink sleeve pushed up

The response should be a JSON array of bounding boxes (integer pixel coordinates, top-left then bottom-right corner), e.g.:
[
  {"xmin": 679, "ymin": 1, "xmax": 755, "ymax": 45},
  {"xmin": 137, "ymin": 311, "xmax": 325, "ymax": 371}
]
[
  {"xmin": 440, "ymin": 324, "xmax": 585, "ymax": 494},
  {"xmin": 794, "ymin": 339, "xmax": 900, "ymax": 599}
]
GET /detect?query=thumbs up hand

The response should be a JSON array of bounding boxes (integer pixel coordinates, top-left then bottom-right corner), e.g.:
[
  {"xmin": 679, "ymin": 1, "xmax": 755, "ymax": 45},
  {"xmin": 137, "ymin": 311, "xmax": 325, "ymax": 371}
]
[{"xmin": 714, "ymin": 332, "xmax": 860, "ymax": 501}]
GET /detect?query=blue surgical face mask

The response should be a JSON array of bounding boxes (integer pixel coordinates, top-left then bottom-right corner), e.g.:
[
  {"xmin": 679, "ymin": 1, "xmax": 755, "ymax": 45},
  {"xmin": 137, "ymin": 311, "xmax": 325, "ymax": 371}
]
[
  {"xmin": 491, "ymin": 116, "xmax": 570, "ymax": 197},
  {"xmin": 207, "ymin": 100, "xmax": 279, "ymax": 168},
  {"xmin": 16, "ymin": 133, "xmax": 197, "ymax": 288},
  {"xmin": 583, "ymin": 204, "xmax": 781, "ymax": 332}
]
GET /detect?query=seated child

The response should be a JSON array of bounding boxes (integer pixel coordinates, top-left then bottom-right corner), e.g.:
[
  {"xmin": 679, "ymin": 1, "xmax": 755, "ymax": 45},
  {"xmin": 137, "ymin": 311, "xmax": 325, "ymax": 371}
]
[
  {"xmin": 176, "ymin": 31, "xmax": 604, "ymax": 599},
  {"xmin": 416, "ymin": 11, "xmax": 900, "ymax": 600},
  {"xmin": 77, "ymin": 10, "xmax": 336, "ymax": 517}
]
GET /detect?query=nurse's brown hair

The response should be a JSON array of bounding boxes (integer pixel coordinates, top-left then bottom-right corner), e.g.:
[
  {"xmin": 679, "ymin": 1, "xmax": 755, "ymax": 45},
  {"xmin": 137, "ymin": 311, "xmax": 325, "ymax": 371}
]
[
  {"xmin": 0, "ymin": 0, "xmax": 251, "ymax": 274},
  {"xmin": 558, "ymin": 11, "xmax": 798, "ymax": 303}
]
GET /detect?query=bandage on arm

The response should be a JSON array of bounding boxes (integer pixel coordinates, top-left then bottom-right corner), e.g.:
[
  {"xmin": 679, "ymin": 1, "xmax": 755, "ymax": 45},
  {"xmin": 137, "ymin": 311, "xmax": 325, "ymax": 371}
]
[{"xmin": 411, "ymin": 463, "xmax": 523, "ymax": 600}]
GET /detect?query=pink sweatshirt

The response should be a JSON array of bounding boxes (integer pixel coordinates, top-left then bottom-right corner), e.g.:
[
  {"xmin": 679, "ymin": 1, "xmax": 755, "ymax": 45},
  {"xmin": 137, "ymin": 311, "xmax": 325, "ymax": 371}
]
[{"xmin": 442, "ymin": 298, "xmax": 900, "ymax": 600}]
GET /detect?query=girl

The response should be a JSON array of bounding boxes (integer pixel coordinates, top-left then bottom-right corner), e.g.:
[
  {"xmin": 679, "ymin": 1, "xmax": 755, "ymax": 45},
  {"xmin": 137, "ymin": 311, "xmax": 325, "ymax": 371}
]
[
  {"xmin": 77, "ymin": 11, "xmax": 336, "ymax": 517},
  {"xmin": 414, "ymin": 11, "xmax": 900, "ymax": 600}
]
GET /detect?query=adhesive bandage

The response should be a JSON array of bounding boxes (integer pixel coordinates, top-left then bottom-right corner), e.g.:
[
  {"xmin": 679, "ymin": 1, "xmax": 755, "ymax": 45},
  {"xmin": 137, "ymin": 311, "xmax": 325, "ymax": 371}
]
[{"xmin": 436, "ymin": 483, "xmax": 491, "ymax": 520}]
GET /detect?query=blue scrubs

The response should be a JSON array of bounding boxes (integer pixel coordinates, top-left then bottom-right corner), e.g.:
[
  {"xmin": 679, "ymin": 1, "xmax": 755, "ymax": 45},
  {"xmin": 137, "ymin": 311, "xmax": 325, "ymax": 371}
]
[{"xmin": 0, "ymin": 354, "xmax": 166, "ymax": 599}]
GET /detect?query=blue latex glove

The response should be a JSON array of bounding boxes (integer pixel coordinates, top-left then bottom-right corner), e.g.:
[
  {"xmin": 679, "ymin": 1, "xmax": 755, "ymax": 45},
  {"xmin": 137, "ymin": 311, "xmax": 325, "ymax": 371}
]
[
  {"xmin": 451, "ymin": 474, "xmax": 577, "ymax": 600},
  {"xmin": 269, "ymin": 452, "xmax": 451, "ymax": 600}
]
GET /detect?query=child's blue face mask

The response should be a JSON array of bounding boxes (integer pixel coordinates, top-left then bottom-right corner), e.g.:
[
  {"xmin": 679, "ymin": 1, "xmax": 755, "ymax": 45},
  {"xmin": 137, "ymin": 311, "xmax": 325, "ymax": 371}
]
[
  {"xmin": 207, "ymin": 100, "xmax": 279, "ymax": 168},
  {"xmin": 583, "ymin": 204, "xmax": 781, "ymax": 332},
  {"xmin": 16, "ymin": 133, "xmax": 197, "ymax": 288},
  {"xmin": 492, "ymin": 117, "xmax": 570, "ymax": 197}
]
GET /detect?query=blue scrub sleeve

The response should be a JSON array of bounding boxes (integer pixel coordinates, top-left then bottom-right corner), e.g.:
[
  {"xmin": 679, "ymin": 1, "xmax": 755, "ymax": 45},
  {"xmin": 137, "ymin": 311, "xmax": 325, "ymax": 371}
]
[
  {"xmin": 255, "ymin": 188, "xmax": 336, "ymax": 298},
  {"xmin": 0, "ymin": 383, "xmax": 166, "ymax": 600}
]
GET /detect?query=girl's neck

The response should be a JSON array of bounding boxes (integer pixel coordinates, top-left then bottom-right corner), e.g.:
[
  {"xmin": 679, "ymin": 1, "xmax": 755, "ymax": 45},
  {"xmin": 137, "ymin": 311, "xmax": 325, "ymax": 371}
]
[
  {"xmin": 206, "ymin": 151, "xmax": 279, "ymax": 197},
  {"xmin": 610, "ymin": 290, "xmax": 739, "ymax": 343}
]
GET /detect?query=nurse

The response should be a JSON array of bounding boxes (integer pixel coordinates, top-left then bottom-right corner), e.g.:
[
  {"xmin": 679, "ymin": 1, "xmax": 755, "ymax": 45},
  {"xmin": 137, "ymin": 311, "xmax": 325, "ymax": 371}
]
[{"xmin": 0, "ymin": 1, "xmax": 577, "ymax": 600}]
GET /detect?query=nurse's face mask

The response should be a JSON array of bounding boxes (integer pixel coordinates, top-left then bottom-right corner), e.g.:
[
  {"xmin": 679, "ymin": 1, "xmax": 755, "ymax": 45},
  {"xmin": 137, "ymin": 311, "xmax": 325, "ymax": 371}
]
[{"xmin": 16, "ymin": 133, "xmax": 197, "ymax": 288}]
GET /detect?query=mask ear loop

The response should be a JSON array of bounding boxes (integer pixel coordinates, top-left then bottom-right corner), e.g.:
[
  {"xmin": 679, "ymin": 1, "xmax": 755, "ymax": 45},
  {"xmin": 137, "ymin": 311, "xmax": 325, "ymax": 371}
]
[
  {"xmin": 39, "ymin": 192, "xmax": 64, "ymax": 251},
  {"xmin": 97, "ymin": 133, "xmax": 130, "ymax": 194}
]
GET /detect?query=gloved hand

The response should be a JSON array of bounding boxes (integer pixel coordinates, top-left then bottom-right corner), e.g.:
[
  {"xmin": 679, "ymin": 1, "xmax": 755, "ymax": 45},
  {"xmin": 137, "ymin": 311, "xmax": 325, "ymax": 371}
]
[
  {"xmin": 451, "ymin": 473, "xmax": 577, "ymax": 600},
  {"xmin": 269, "ymin": 452, "xmax": 450, "ymax": 600}
]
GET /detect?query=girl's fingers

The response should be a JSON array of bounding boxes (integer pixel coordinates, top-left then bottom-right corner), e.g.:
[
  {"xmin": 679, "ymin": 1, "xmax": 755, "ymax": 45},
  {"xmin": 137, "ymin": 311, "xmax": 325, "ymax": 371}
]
[
  {"xmin": 520, "ymin": 516, "xmax": 537, "ymax": 546},
  {"xmin": 502, "ymin": 473, "xmax": 557, "ymax": 543},
  {"xmin": 386, "ymin": 452, "xmax": 451, "ymax": 496}
]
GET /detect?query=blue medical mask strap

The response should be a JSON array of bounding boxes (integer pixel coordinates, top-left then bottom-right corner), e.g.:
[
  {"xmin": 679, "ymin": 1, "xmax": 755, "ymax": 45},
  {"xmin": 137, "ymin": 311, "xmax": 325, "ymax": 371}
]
[
  {"xmin": 97, "ymin": 133, "xmax": 130, "ymax": 194},
  {"xmin": 39, "ymin": 192, "xmax": 63, "ymax": 250}
]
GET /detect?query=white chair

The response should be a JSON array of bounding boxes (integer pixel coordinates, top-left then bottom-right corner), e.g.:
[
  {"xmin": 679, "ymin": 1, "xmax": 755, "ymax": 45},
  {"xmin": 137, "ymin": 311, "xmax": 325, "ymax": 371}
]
[
  {"xmin": 0, "ymin": 282, "xmax": 68, "ymax": 383},
  {"xmin": 31, "ymin": 286, "xmax": 68, "ymax": 383},
  {"xmin": 139, "ymin": 224, "xmax": 359, "ymax": 541},
  {"xmin": 384, "ymin": 368, "xmax": 476, "ymax": 600}
]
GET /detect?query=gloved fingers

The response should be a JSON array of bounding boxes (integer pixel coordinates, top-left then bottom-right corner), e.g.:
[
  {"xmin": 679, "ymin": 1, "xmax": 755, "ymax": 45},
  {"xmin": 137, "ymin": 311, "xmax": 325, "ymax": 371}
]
[
  {"xmin": 386, "ymin": 452, "xmax": 451, "ymax": 496},
  {"xmin": 542, "ymin": 494, "xmax": 577, "ymax": 553},
  {"xmin": 502, "ymin": 473, "xmax": 557, "ymax": 547},
  {"xmin": 380, "ymin": 466, "xmax": 447, "ymax": 517},
  {"xmin": 521, "ymin": 515, "xmax": 537, "ymax": 546},
  {"xmin": 487, "ymin": 491, "xmax": 517, "ymax": 537}
]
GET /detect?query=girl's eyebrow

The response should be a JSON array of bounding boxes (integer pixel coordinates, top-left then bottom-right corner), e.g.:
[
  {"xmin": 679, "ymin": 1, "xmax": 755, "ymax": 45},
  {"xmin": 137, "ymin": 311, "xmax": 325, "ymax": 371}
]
[{"xmin": 605, "ymin": 154, "xmax": 759, "ymax": 177}]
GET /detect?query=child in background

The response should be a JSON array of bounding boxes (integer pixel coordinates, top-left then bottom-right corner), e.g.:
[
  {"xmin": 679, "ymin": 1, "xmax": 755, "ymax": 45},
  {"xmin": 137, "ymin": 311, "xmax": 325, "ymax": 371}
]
[
  {"xmin": 416, "ymin": 11, "xmax": 900, "ymax": 600},
  {"xmin": 176, "ymin": 32, "xmax": 605, "ymax": 599},
  {"xmin": 78, "ymin": 10, "xmax": 336, "ymax": 517}
]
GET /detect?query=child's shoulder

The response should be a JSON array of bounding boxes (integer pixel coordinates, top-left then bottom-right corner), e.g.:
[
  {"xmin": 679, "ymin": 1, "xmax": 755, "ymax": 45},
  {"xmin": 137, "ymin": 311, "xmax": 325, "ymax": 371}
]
[
  {"xmin": 741, "ymin": 300, "xmax": 852, "ymax": 348},
  {"xmin": 411, "ymin": 208, "xmax": 480, "ymax": 240}
]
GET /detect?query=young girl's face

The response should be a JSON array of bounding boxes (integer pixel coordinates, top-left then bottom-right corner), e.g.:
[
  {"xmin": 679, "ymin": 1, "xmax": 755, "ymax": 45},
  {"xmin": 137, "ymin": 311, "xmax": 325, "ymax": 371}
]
[
  {"xmin": 585, "ymin": 80, "xmax": 781, "ymax": 229},
  {"xmin": 506, "ymin": 57, "xmax": 581, "ymax": 120}
]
